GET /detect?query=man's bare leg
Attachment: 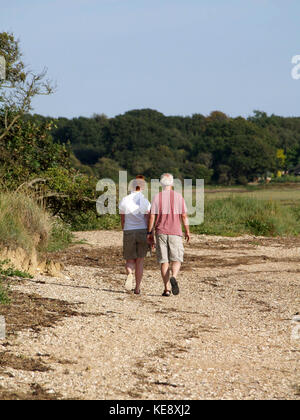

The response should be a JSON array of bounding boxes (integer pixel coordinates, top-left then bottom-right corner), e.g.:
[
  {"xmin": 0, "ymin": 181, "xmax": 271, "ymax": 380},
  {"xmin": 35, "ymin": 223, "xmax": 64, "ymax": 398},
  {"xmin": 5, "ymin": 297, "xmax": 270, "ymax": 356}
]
[
  {"xmin": 135, "ymin": 258, "xmax": 144, "ymax": 293},
  {"xmin": 170, "ymin": 261, "xmax": 181, "ymax": 295},
  {"xmin": 161, "ymin": 262, "xmax": 171, "ymax": 292},
  {"xmin": 171, "ymin": 261, "xmax": 181, "ymax": 279}
]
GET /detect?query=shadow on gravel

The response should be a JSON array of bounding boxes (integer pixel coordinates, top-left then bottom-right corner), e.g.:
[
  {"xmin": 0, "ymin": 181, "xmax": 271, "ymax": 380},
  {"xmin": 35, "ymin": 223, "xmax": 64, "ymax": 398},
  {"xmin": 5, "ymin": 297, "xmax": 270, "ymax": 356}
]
[
  {"xmin": 47, "ymin": 244, "xmax": 300, "ymax": 272},
  {"xmin": 0, "ymin": 384, "xmax": 62, "ymax": 400}
]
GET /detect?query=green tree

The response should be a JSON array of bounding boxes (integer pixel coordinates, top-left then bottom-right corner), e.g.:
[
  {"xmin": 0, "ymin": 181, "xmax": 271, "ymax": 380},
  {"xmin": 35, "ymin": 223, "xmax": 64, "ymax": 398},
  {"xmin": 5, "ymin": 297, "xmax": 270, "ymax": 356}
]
[
  {"xmin": 93, "ymin": 158, "xmax": 124, "ymax": 182},
  {"xmin": 276, "ymin": 149, "xmax": 286, "ymax": 171},
  {"xmin": 0, "ymin": 32, "xmax": 54, "ymax": 142}
]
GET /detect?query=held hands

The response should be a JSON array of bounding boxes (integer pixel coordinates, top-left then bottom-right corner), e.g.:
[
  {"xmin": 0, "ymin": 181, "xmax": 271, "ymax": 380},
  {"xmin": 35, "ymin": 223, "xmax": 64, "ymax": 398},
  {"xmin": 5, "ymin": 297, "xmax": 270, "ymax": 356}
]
[{"xmin": 147, "ymin": 233, "xmax": 155, "ymax": 249}]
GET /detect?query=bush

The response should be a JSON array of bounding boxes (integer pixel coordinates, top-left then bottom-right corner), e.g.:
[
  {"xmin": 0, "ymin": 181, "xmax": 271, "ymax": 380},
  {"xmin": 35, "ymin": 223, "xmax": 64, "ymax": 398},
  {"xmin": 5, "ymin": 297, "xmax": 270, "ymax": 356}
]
[
  {"xmin": 70, "ymin": 211, "xmax": 120, "ymax": 231},
  {"xmin": 0, "ymin": 116, "xmax": 70, "ymax": 190},
  {"xmin": 16, "ymin": 167, "xmax": 122, "ymax": 231},
  {"xmin": 237, "ymin": 176, "xmax": 248, "ymax": 186},
  {"xmin": 46, "ymin": 219, "xmax": 73, "ymax": 252},
  {"xmin": 271, "ymin": 175, "xmax": 300, "ymax": 183},
  {"xmin": 23, "ymin": 167, "xmax": 98, "ymax": 228}
]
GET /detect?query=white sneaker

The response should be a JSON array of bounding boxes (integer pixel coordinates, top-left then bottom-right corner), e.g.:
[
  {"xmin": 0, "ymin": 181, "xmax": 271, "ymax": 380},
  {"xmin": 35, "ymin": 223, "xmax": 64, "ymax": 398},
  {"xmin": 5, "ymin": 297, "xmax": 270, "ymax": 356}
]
[{"xmin": 125, "ymin": 273, "xmax": 133, "ymax": 291}]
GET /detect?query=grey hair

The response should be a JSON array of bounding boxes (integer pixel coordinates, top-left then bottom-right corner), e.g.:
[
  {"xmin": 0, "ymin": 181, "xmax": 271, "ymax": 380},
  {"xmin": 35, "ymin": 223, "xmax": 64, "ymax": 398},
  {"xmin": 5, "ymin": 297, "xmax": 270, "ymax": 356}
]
[{"xmin": 160, "ymin": 173, "xmax": 174, "ymax": 187}]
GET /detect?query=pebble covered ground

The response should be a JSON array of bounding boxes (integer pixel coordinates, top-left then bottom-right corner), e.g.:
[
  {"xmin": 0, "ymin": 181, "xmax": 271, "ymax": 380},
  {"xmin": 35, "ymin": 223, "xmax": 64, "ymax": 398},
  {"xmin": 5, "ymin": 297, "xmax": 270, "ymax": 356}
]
[{"xmin": 0, "ymin": 231, "xmax": 299, "ymax": 400}]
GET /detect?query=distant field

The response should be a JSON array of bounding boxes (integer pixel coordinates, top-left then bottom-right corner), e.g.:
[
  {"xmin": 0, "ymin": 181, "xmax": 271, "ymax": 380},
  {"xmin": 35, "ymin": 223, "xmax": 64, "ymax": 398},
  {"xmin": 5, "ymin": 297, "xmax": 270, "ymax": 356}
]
[
  {"xmin": 205, "ymin": 184, "xmax": 300, "ymax": 206},
  {"xmin": 188, "ymin": 183, "xmax": 300, "ymax": 236}
]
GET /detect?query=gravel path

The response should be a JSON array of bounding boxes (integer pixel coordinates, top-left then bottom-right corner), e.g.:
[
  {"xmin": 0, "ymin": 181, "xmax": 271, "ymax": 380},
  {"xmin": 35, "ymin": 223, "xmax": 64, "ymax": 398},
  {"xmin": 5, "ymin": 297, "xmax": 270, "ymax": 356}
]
[{"xmin": 0, "ymin": 231, "xmax": 299, "ymax": 400}]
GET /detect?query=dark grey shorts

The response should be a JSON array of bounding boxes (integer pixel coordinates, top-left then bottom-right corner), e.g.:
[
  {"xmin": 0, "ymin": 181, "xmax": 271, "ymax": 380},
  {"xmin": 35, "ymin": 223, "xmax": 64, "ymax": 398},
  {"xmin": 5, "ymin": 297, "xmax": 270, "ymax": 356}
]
[{"xmin": 123, "ymin": 229, "xmax": 148, "ymax": 260}]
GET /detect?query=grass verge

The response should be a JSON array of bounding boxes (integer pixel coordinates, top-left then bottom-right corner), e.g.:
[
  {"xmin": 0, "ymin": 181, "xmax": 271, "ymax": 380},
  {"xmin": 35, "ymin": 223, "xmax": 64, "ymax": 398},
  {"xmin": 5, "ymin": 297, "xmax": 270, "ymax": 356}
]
[
  {"xmin": 191, "ymin": 196, "xmax": 300, "ymax": 236},
  {"xmin": 0, "ymin": 192, "xmax": 74, "ymax": 254},
  {"xmin": 0, "ymin": 192, "xmax": 51, "ymax": 253}
]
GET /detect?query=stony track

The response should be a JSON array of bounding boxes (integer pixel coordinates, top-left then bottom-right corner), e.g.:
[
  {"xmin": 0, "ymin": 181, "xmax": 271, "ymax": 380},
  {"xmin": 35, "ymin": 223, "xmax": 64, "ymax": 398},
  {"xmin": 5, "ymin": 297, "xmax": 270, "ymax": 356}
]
[{"xmin": 0, "ymin": 231, "xmax": 299, "ymax": 400}]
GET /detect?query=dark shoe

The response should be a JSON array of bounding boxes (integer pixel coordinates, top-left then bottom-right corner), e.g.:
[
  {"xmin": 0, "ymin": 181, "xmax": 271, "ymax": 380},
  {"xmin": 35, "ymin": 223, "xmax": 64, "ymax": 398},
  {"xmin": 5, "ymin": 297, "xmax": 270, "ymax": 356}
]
[
  {"xmin": 162, "ymin": 290, "xmax": 171, "ymax": 297},
  {"xmin": 170, "ymin": 277, "xmax": 179, "ymax": 295}
]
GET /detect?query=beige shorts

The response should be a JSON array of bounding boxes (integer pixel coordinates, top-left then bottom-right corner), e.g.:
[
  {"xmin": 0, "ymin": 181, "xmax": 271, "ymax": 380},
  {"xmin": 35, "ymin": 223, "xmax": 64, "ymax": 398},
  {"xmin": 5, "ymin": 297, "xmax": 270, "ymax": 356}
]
[
  {"xmin": 156, "ymin": 234, "xmax": 184, "ymax": 264},
  {"xmin": 123, "ymin": 229, "xmax": 148, "ymax": 260}
]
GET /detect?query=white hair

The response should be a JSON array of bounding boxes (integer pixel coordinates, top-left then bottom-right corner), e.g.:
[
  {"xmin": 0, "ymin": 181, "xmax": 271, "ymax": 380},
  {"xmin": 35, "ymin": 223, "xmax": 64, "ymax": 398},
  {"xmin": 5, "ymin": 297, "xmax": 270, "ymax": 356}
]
[{"xmin": 160, "ymin": 173, "xmax": 174, "ymax": 187}]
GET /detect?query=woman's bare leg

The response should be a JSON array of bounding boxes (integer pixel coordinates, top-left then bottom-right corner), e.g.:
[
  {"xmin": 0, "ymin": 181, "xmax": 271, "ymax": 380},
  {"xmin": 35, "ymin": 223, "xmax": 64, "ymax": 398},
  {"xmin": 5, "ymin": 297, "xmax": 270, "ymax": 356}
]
[
  {"xmin": 126, "ymin": 259, "xmax": 136, "ymax": 275},
  {"xmin": 135, "ymin": 258, "xmax": 144, "ymax": 293},
  {"xmin": 125, "ymin": 259, "xmax": 136, "ymax": 291}
]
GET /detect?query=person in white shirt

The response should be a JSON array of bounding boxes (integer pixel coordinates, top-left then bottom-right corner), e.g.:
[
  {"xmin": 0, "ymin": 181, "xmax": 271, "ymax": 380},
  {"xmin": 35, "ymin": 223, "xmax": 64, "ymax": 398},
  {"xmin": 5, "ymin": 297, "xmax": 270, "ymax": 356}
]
[{"xmin": 119, "ymin": 175, "xmax": 151, "ymax": 294}]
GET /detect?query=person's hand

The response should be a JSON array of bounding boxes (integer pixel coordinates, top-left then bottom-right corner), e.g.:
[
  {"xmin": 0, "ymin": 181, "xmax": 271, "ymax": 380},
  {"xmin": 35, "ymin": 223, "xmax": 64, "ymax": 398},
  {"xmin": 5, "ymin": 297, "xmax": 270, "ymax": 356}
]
[
  {"xmin": 185, "ymin": 231, "xmax": 191, "ymax": 243},
  {"xmin": 147, "ymin": 233, "xmax": 154, "ymax": 246}
]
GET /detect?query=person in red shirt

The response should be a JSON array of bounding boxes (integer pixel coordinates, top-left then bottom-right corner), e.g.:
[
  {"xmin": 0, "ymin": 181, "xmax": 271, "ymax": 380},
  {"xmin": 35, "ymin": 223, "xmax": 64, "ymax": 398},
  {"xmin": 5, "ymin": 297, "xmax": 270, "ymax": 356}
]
[{"xmin": 147, "ymin": 173, "xmax": 190, "ymax": 297}]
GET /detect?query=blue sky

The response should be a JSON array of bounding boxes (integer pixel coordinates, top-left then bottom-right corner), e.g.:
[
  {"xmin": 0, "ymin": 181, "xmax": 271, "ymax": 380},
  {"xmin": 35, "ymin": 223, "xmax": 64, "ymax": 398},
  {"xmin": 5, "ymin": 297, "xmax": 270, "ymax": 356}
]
[{"xmin": 1, "ymin": 0, "xmax": 300, "ymax": 118}]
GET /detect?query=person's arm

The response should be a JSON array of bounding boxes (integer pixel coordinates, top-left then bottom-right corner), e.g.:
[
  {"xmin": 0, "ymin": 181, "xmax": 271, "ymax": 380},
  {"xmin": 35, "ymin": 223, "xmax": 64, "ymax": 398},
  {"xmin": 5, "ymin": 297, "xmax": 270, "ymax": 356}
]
[
  {"xmin": 144, "ymin": 211, "xmax": 150, "ymax": 228},
  {"xmin": 120, "ymin": 213, "xmax": 125, "ymax": 230},
  {"xmin": 148, "ymin": 213, "xmax": 155, "ymax": 233},
  {"xmin": 147, "ymin": 213, "xmax": 156, "ymax": 245},
  {"xmin": 182, "ymin": 213, "xmax": 190, "ymax": 243},
  {"xmin": 181, "ymin": 196, "xmax": 190, "ymax": 243}
]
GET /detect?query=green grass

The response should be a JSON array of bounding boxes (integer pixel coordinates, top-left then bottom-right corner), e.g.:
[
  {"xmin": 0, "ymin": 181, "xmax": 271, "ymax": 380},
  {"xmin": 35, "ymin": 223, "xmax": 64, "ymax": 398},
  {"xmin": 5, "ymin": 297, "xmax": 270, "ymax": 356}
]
[
  {"xmin": 0, "ymin": 259, "xmax": 33, "ymax": 279},
  {"xmin": 183, "ymin": 184, "xmax": 300, "ymax": 236},
  {"xmin": 46, "ymin": 219, "xmax": 74, "ymax": 252},
  {"xmin": 0, "ymin": 279, "xmax": 9, "ymax": 304},
  {"xmin": 205, "ymin": 185, "xmax": 300, "ymax": 203},
  {"xmin": 0, "ymin": 259, "xmax": 33, "ymax": 304},
  {"xmin": 191, "ymin": 196, "xmax": 300, "ymax": 236}
]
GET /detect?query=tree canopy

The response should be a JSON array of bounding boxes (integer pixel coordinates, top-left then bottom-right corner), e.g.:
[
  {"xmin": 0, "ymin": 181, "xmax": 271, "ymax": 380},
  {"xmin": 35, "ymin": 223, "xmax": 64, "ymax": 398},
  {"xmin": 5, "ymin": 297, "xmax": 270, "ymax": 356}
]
[{"xmin": 34, "ymin": 108, "xmax": 300, "ymax": 185}]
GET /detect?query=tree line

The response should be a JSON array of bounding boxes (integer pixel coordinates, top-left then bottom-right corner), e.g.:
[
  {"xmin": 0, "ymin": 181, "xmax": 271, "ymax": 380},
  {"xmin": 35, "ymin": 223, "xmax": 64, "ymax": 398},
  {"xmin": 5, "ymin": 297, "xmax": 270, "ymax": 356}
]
[{"xmin": 28, "ymin": 109, "xmax": 300, "ymax": 185}]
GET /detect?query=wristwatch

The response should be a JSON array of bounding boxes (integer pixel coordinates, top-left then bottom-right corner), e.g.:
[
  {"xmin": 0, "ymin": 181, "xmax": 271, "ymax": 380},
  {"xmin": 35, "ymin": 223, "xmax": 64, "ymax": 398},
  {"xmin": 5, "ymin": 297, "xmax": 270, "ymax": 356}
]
[{"xmin": 147, "ymin": 231, "xmax": 153, "ymax": 235}]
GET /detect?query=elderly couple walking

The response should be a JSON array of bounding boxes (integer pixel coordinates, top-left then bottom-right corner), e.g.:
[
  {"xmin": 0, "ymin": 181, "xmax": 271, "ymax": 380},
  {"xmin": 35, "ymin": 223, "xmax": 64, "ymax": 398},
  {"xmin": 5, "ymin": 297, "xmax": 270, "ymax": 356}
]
[{"xmin": 119, "ymin": 173, "xmax": 190, "ymax": 297}]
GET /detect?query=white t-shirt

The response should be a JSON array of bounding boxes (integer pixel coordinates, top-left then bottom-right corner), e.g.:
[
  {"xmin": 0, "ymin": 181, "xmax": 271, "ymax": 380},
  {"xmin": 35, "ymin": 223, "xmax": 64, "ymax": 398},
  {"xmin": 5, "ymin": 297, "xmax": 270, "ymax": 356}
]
[{"xmin": 119, "ymin": 191, "xmax": 151, "ymax": 231}]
